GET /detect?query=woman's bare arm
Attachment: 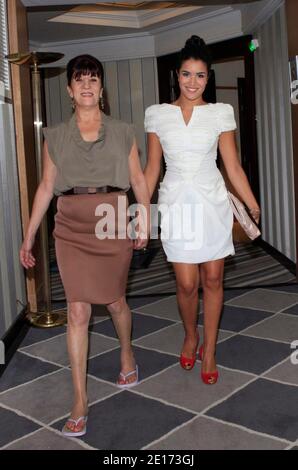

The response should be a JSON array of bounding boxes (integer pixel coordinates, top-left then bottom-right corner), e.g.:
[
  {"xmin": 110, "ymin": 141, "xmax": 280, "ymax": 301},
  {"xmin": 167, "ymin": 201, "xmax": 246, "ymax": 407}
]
[
  {"xmin": 144, "ymin": 132, "xmax": 163, "ymax": 199},
  {"xmin": 219, "ymin": 130, "xmax": 260, "ymax": 222},
  {"xmin": 20, "ymin": 141, "xmax": 57, "ymax": 268}
]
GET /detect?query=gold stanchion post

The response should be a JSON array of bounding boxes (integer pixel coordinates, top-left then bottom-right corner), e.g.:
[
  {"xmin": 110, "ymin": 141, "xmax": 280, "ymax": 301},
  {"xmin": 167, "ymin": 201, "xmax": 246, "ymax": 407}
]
[{"xmin": 6, "ymin": 51, "xmax": 67, "ymax": 327}]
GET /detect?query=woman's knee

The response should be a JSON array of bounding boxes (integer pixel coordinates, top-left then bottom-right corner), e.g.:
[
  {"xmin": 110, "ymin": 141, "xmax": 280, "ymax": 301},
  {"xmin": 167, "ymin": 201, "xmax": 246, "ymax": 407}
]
[
  {"xmin": 202, "ymin": 274, "xmax": 222, "ymax": 291},
  {"xmin": 177, "ymin": 280, "xmax": 198, "ymax": 298},
  {"xmin": 106, "ymin": 296, "xmax": 127, "ymax": 316},
  {"xmin": 68, "ymin": 302, "xmax": 91, "ymax": 327}
]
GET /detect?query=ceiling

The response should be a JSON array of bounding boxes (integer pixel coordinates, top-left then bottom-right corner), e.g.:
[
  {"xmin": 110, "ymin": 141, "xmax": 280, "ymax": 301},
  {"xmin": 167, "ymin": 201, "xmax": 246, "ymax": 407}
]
[
  {"xmin": 47, "ymin": 3, "xmax": 204, "ymax": 30},
  {"xmin": 24, "ymin": 1, "xmax": 264, "ymax": 45},
  {"xmin": 23, "ymin": 0, "xmax": 262, "ymax": 5}
]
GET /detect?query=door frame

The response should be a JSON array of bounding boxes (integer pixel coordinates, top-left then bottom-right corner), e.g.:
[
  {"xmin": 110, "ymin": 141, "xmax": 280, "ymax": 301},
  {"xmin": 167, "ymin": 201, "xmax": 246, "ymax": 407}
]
[{"xmin": 210, "ymin": 35, "xmax": 259, "ymax": 202}]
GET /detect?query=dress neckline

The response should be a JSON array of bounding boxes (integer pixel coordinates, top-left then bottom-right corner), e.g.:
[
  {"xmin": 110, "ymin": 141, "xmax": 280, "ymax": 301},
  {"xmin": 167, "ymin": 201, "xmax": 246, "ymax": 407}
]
[
  {"xmin": 165, "ymin": 102, "xmax": 212, "ymax": 127},
  {"xmin": 166, "ymin": 102, "xmax": 212, "ymax": 108},
  {"xmin": 70, "ymin": 112, "xmax": 106, "ymax": 149}
]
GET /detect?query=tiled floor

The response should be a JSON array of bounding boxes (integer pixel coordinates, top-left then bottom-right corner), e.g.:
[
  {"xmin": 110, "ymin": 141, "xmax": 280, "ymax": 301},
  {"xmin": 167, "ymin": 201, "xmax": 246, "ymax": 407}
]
[{"xmin": 0, "ymin": 285, "xmax": 298, "ymax": 450}]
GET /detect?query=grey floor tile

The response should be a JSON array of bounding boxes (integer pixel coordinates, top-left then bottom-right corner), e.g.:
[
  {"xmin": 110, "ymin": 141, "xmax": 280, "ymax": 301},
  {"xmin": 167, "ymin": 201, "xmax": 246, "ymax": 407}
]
[
  {"xmin": 90, "ymin": 304, "xmax": 109, "ymax": 324},
  {"xmin": 19, "ymin": 325, "xmax": 67, "ymax": 348},
  {"xmin": 133, "ymin": 324, "xmax": 182, "ymax": 356},
  {"xmin": 135, "ymin": 296, "xmax": 202, "ymax": 322},
  {"xmin": 52, "ymin": 391, "xmax": 195, "ymax": 450},
  {"xmin": 4, "ymin": 427, "xmax": 86, "ymax": 450},
  {"xmin": 271, "ymin": 284, "xmax": 298, "ymax": 294},
  {"xmin": 207, "ymin": 378, "xmax": 298, "ymax": 441},
  {"xmin": 217, "ymin": 330, "xmax": 235, "ymax": 343},
  {"xmin": 243, "ymin": 314, "xmax": 298, "ymax": 344},
  {"xmin": 199, "ymin": 305, "xmax": 273, "ymax": 333},
  {"xmin": 135, "ymin": 363, "xmax": 253, "ymax": 413},
  {"xmin": 223, "ymin": 288, "xmax": 254, "ymax": 302},
  {"xmin": 0, "ymin": 352, "xmax": 60, "ymax": 393},
  {"xmin": 0, "ymin": 406, "xmax": 40, "ymax": 447},
  {"xmin": 281, "ymin": 303, "xmax": 298, "ymax": 316},
  {"xmin": 264, "ymin": 358, "xmax": 298, "ymax": 386},
  {"xmin": 89, "ymin": 312, "xmax": 175, "ymax": 340},
  {"xmin": 215, "ymin": 335, "xmax": 290, "ymax": 374},
  {"xmin": 147, "ymin": 415, "xmax": 287, "ymax": 450},
  {"xmin": 133, "ymin": 280, "xmax": 176, "ymax": 296},
  {"xmin": 87, "ymin": 346, "xmax": 177, "ymax": 384},
  {"xmin": 226, "ymin": 288, "xmax": 298, "ymax": 312},
  {"xmin": 127, "ymin": 295, "xmax": 168, "ymax": 310},
  {"xmin": 134, "ymin": 324, "xmax": 233, "ymax": 357},
  {"xmin": 21, "ymin": 332, "xmax": 118, "ymax": 366},
  {"xmin": 0, "ymin": 369, "xmax": 117, "ymax": 424}
]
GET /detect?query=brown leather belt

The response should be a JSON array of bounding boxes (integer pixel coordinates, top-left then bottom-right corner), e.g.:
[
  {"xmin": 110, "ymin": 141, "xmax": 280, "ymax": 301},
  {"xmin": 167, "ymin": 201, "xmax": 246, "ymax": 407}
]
[{"xmin": 61, "ymin": 186, "xmax": 123, "ymax": 196}]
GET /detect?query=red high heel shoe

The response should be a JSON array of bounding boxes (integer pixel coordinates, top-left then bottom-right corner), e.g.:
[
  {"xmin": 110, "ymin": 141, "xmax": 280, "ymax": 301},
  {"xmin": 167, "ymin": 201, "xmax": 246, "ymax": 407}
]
[
  {"xmin": 180, "ymin": 333, "xmax": 199, "ymax": 371},
  {"xmin": 199, "ymin": 345, "xmax": 219, "ymax": 385}
]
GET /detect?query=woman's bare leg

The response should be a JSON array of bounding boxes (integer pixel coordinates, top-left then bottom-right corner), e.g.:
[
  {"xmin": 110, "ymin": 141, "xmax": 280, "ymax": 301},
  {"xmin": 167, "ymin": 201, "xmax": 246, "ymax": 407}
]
[
  {"xmin": 172, "ymin": 263, "xmax": 200, "ymax": 359},
  {"xmin": 66, "ymin": 301, "xmax": 91, "ymax": 430},
  {"xmin": 200, "ymin": 259, "xmax": 225, "ymax": 373},
  {"xmin": 107, "ymin": 296, "xmax": 137, "ymax": 384}
]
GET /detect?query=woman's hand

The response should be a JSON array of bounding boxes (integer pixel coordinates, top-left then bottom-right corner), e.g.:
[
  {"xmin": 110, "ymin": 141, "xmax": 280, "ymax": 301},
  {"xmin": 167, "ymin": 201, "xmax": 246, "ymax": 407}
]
[
  {"xmin": 133, "ymin": 238, "xmax": 149, "ymax": 250},
  {"xmin": 249, "ymin": 207, "xmax": 261, "ymax": 225},
  {"xmin": 129, "ymin": 138, "xmax": 151, "ymax": 250},
  {"xmin": 20, "ymin": 235, "xmax": 36, "ymax": 269},
  {"xmin": 133, "ymin": 225, "xmax": 149, "ymax": 250}
]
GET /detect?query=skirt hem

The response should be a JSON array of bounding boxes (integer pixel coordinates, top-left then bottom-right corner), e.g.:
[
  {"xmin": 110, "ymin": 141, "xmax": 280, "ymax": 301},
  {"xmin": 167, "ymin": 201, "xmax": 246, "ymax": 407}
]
[{"xmin": 166, "ymin": 249, "xmax": 235, "ymax": 264}]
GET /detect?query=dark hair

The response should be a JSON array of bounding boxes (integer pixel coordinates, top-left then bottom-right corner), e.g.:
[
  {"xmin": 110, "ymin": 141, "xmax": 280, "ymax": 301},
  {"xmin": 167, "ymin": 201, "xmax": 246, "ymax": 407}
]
[
  {"xmin": 66, "ymin": 54, "xmax": 104, "ymax": 86},
  {"xmin": 177, "ymin": 35, "xmax": 212, "ymax": 73}
]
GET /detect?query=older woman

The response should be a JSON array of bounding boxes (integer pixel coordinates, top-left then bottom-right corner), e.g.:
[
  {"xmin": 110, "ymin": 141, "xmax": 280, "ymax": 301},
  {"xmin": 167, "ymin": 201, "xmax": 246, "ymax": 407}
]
[{"xmin": 20, "ymin": 54, "xmax": 150, "ymax": 436}]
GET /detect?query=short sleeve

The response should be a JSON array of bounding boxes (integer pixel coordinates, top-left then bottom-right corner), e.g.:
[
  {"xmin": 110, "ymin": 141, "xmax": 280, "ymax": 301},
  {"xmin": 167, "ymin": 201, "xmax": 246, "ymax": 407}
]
[
  {"xmin": 144, "ymin": 105, "xmax": 158, "ymax": 133},
  {"xmin": 125, "ymin": 124, "xmax": 136, "ymax": 156},
  {"xmin": 217, "ymin": 103, "xmax": 237, "ymax": 134},
  {"xmin": 42, "ymin": 127, "xmax": 57, "ymax": 165}
]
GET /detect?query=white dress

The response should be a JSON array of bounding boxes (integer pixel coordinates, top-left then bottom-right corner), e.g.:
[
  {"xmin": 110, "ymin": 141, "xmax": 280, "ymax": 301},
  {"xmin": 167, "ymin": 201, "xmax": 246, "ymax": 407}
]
[{"xmin": 144, "ymin": 102, "xmax": 237, "ymax": 263}]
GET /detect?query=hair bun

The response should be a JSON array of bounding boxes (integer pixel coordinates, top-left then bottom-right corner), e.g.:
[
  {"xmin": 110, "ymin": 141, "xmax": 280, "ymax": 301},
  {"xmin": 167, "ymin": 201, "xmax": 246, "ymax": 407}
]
[
  {"xmin": 177, "ymin": 34, "xmax": 212, "ymax": 73},
  {"xmin": 185, "ymin": 35, "xmax": 206, "ymax": 49}
]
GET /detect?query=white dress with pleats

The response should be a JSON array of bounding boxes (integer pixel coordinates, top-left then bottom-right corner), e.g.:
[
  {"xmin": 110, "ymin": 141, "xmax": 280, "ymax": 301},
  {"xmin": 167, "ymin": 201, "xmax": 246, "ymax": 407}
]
[{"xmin": 144, "ymin": 102, "xmax": 237, "ymax": 263}]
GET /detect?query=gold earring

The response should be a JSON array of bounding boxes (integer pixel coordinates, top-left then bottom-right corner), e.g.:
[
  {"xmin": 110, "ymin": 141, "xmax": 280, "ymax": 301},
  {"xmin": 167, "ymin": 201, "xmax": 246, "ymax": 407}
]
[
  {"xmin": 99, "ymin": 94, "xmax": 104, "ymax": 111},
  {"xmin": 71, "ymin": 97, "xmax": 76, "ymax": 111}
]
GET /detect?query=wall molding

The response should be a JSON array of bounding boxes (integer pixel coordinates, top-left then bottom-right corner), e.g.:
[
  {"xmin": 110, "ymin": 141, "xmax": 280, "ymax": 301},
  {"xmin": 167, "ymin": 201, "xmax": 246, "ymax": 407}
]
[
  {"xmin": 50, "ymin": 4, "xmax": 201, "ymax": 29},
  {"xmin": 30, "ymin": 30, "xmax": 152, "ymax": 49},
  {"xmin": 151, "ymin": 6, "xmax": 233, "ymax": 35},
  {"xmin": 242, "ymin": 0, "xmax": 284, "ymax": 33},
  {"xmin": 36, "ymin": 35, "xmax": 155, "ymax": 66}
]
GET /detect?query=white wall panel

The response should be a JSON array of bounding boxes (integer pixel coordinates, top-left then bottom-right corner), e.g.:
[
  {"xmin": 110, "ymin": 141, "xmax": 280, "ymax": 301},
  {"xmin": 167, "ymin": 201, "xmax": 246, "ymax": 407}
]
[{"xmin": 254, "ymin": 3, "xmax": 295, "ymax": 261}]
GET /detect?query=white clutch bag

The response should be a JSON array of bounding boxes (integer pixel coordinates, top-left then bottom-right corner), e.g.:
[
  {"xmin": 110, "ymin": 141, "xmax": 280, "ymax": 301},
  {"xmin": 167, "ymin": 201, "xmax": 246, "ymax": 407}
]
[{"xmin": 227, "ymin": 191, "xmax": 261, "ymax": 240}]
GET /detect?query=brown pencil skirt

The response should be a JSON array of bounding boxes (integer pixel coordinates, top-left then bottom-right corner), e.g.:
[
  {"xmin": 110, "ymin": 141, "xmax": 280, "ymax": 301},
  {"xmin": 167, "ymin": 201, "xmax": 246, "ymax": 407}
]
[{"xmin": 53, "ymin": 192, "xmax": 133, "ymax": 304}]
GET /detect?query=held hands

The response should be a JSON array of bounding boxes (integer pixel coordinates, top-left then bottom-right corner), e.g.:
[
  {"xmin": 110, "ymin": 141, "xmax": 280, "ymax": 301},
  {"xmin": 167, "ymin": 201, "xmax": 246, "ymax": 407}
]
[
  {"xmin": 133, "ymin": 226, "xmax": 150, "ymax": 250},
  {"xmin": 20, "ymin": 235, "xmax": 36, "ymax": 269},
  {"xmin": 131, "ymin": 203, "xmax": 150, "ymax": 250}
]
